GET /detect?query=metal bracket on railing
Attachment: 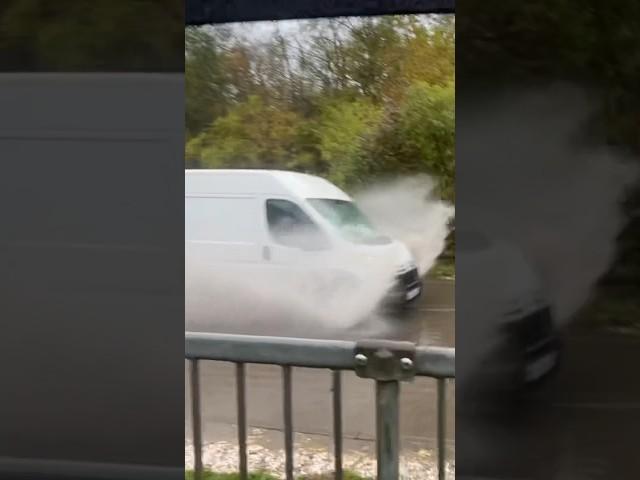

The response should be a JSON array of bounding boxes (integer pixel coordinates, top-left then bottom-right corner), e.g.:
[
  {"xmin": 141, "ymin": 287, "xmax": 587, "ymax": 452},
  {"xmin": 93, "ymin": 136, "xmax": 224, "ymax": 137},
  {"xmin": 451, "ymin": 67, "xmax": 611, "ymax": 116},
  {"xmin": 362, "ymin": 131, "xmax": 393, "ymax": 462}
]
[{"xmin": 353, "ymin": 340, "xmax": 416, "ymax": 382}]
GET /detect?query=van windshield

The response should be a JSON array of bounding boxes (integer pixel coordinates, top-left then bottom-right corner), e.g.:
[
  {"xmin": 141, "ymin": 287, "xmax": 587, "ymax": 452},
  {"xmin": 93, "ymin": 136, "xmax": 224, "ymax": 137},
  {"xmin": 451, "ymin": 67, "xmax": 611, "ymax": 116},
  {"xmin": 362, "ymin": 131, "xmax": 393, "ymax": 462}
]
[{"xmin": 307, "ymin": 198, "xmax": 391, "ymax": 245}]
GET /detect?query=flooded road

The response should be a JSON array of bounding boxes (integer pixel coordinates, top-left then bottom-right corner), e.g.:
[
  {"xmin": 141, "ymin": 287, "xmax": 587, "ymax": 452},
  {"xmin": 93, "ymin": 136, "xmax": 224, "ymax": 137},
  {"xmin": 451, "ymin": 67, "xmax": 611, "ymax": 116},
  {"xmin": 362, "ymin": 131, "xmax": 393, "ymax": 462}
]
[
  {"xmin": 482, "ymin": 331, "xmax": 640, "ymax": 480},
  {"xmin": 185, "ymin": 277, "xmax": 640, "ymax": 479},
  {"xmin": 185, "ymin": 278, "xmax": 456, "ymax": 459}
]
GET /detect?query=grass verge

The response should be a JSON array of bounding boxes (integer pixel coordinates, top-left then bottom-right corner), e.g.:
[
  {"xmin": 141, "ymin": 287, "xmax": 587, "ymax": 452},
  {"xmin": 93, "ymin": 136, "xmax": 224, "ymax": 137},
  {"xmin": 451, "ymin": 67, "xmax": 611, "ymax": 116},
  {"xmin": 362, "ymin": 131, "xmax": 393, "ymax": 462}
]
[
  {"xmin": 185, "ymin": 472, "xmax": 278, "ymax": 480},
  {"xmin": 580, "ymin": 289, "xmax": 640, "ymax": 333},
  {"xmin": 184, "ymin": 471, "xmax": 371, "ymax": 480},
  {"xmin": 428, "ymin": 257, "xmax": 455, "ymax": 280}
]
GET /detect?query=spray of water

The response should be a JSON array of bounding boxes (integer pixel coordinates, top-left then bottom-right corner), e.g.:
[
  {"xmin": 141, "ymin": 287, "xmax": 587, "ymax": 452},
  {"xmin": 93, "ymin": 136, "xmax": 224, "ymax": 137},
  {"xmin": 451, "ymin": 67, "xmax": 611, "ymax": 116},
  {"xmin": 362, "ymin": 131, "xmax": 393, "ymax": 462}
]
[
  {"xmin": 354, "ymin": 175, "xmax": 455, "ymax": 277},
  {"xmin": 458, "ymin": 85, "xmax": 639, "ymax": 326},
  {"xmin": 457, "ymin": 86, "xmax": 640, "ymax": 480},
  {"xmin": 185, "ymin": 250, "xmax": 398, "ymax": 337},
  {"xmin": 185, "ymin": 175, "xmax": 454, "ymax": 336}
]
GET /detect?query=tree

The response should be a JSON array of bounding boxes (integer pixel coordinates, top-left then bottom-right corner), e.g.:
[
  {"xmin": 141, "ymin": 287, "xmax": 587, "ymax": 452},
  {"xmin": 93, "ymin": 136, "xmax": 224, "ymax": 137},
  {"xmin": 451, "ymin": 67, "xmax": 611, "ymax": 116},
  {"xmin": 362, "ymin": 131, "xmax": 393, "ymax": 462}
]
[
  {"xmin": 315, "ymin": 99, "xmax": 383, "ymax": 187},
  {"xmin": 360, "ymin": 82, "xmax": 455, "ymax": 200},
  {"xmin": 341, "ymin": 17, "xmax": 406, "ymax": 102},
  {"xmin": 185, "ymin": 27, "xmax": 231, "ymax": 137},
  {"xmin": 394, "ymin": 16, "xmax": 455, "ymax": 98},
  {"xmin": 184, "ymin": 14, "xmax": 456, "ymax": 200},
  {"xmin": 225, "ymin": 44, "xmax": 255, "ymax": 103},
  {"xmin": 298, "ymin": 19, "xmax": 348, "ymax": 95},
  {"xmin": 189, "ymin": 95, "xmax": 302, "ymax": 169}
]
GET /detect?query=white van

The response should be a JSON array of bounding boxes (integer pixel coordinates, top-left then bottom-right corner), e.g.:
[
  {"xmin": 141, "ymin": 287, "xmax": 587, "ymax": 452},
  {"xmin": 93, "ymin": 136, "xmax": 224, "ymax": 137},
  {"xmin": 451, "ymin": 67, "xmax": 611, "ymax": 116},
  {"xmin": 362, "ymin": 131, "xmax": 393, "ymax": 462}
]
[{"xmin": 185, "ymin": 169, "xmax": 422, "ymax": 310}]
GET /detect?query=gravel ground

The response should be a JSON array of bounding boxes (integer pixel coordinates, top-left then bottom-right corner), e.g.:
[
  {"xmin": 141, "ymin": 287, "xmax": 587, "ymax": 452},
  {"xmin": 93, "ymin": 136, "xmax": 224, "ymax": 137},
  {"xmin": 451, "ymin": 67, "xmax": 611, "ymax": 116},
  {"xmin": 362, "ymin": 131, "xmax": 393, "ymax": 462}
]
[{"xmin": 185, "ymin": 430, "xmax": 455, "ymax": 480}]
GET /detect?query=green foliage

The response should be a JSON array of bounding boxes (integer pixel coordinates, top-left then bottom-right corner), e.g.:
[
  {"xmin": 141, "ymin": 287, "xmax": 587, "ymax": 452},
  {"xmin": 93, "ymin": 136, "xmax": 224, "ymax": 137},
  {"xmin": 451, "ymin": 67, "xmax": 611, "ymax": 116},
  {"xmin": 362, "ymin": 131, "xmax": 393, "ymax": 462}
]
[
  {"xmin": 186, "ymin": 27, "xmax": 232, "ymax": 136},
  {"xmin": 396, "ymin": 82, "xmax": 455, "ymax": 200},
  {"xmin": 298, "ymin": 472, "xmax": 371, "ymax": 480},
  {"xmin": 316, "ymin": 99, "xmax": 383, "ymax": 187},
  {"xmin": 184, "ymin": 471, "xmax": 278, "ymax": 480},
  {"xmin": 194, "ymin": 95, "xmax": 302, "ymax": 170},
  {"xmin": 352, "ymin": 82, "xmax": 455, "ymax": 200},
  {"xmin": 428, "ymin": 258, "xmax": 455, "ymax": 280},
  {"xmin": 457, "ymin": 0, "xmax": 639, "ymax": 151},
  {"xmin": 0, "ymin": 0, "xmax": 183, "ymax": 71},
  {"xmin": 185, "ymin": 15, "xmax": 455, "ymax": 198},
  {"xmin": 184, "ymin": 471, "xmax": 371, "ymax": 480}
]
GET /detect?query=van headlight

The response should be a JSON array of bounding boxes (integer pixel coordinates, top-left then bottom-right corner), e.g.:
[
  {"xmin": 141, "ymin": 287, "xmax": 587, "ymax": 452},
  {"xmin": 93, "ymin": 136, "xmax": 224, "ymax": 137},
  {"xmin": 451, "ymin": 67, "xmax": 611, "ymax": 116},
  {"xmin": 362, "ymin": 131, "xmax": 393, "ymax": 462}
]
[{"xmin": 397, "ymin": 261, "xmax": 417, "ymax": 275}]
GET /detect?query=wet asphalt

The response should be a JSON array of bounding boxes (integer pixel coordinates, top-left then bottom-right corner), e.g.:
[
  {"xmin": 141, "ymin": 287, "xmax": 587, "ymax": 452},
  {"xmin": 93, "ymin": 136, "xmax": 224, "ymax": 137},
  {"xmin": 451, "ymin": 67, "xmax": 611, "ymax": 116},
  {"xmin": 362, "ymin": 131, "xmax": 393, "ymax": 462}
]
[
  {"xmin": 186, "ymin": 278, "xmax": 640, "ymax": 479},
  {"xmin": 185, "ymin": 279, "xmax": 456, "ymax": 455}
]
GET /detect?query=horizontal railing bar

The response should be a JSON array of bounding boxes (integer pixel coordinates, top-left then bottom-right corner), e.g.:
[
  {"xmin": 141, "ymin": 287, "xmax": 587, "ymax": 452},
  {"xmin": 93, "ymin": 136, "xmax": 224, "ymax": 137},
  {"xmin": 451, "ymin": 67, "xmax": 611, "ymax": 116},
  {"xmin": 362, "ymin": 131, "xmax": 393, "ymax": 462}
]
[
  {"xmin": 414, "ymin": 347, "xmax": 455, "ymax": 379},
  {"xmin": 185, "ymin": 332, "xmax": 454, "ymax": 378}
]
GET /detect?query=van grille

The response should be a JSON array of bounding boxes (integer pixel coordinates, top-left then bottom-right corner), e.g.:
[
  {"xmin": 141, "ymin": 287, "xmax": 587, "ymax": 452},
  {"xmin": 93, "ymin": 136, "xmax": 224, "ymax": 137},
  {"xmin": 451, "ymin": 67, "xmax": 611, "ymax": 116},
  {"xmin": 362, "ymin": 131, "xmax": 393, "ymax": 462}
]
[{"xmin": 397, "ymin": 267, "xmax": 420, "ymax": 289}]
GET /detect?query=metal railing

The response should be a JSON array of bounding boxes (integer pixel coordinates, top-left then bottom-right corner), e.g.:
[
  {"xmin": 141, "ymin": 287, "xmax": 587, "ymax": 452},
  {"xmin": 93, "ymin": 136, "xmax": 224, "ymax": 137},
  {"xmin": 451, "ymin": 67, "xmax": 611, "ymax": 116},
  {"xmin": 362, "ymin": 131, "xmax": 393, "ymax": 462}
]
[{"xmin": 186, "ymin": 332, "xmax": 455, "ymax": 480}]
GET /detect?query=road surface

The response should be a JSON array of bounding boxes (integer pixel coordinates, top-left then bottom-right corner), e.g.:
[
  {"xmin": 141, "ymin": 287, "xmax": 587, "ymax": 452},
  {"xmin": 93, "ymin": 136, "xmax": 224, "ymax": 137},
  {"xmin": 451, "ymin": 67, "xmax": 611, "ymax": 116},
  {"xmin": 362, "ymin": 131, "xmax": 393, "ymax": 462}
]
[
  {"xmin": 463, "ymin": 330, "xmax": 640, "ymax": 479},
  {"xmin": 185, "ymin": 278, "xmax": 456, "ymax": 457},
  {"xmin": 186, "ymin": 277, "xmax": 640, "ymax": 479}
]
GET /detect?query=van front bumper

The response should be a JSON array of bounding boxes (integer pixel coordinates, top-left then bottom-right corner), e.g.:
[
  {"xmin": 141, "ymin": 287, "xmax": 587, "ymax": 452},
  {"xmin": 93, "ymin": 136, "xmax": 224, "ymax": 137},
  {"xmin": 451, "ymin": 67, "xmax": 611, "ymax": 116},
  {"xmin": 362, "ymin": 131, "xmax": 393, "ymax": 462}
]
[{"xmin": 382, "ymin": 266, "xmax": 423, "ymax": 307}]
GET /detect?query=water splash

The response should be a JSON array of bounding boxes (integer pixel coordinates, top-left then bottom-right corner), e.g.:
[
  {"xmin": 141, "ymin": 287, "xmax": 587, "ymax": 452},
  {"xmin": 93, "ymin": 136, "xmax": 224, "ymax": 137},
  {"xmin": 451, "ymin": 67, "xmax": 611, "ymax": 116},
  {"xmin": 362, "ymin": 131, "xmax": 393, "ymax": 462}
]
[
  {"xmin": 185, "ymin": 175, "xmax": 454, "ymax": 336},
  {"xmin": 458, "ymin": 84, "xmax": 638, "ymax": 326},
  {"xmin": 354, "ymin": 175, "xmax": 455, "ymax": 277}
]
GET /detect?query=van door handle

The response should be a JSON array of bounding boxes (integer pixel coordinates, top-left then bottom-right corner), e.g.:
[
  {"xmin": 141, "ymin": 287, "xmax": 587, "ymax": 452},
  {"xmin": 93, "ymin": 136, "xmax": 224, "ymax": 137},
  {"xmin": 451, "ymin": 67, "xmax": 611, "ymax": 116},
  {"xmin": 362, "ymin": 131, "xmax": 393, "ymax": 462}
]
[{"xmin": 262, "ymin": 246, "xmax": 271, "ymax": 261}]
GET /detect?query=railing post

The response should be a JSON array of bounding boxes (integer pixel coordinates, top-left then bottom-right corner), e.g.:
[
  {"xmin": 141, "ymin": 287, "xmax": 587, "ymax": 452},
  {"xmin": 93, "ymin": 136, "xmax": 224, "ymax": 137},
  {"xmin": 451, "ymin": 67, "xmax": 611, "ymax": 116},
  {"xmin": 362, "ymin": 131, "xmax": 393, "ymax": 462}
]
[
  {"xmin": 186, "ymin": 334, "xmax": 454, "ymax": 480},
  {"xmin": 282, "ymin": 365, "xmax": 294, "ymax": 480},
  {"xmin": 437, "ymin": 378, "xmax": 447, "ymax": 480},
  {"xmin": 236, "ymin": 363, "xmax": 248, "ymax": 480},
  {"xmin": 189, "ymin": 359, "xmax": 203, "ymax": 480},
  {"xmin": 354, "ymin": 340, "xmax": 416, "ymax": 480},
  {"xmin": 376, "ymin": 380, "xmax": 400, "ymax": 480},
  {"xmin": 332, "ymin": 370, "xmax": 343, "ymax": 480}
]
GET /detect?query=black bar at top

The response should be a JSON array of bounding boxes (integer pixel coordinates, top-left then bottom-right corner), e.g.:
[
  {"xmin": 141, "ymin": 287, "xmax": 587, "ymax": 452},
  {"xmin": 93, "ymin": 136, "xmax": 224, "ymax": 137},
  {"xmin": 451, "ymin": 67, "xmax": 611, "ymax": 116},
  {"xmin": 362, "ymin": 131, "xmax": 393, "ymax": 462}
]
[{"xmin": 186, "ymin": 0, "xmax": 455, "ymax": 26}]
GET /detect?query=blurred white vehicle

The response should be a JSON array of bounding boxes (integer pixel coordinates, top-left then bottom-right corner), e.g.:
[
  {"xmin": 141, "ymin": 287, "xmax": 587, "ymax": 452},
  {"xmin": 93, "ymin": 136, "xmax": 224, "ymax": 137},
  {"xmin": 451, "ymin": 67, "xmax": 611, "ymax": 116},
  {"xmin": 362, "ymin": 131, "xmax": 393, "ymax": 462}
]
[
  {"xmin": 185, "ymin": 169, "xmax": 422, "ymax": 311},
  {"xmin": 456, "ymin": 228, "xmax": 561, "ymax": 394}
]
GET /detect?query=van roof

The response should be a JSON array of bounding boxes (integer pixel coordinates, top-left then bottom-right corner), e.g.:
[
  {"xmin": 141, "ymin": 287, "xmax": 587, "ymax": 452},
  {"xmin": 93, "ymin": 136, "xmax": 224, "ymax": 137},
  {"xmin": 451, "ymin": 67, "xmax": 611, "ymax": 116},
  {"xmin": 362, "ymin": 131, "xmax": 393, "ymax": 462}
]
[{"xmin": 185, "ymin": 169, "xmax": 351, "ymax": 201}]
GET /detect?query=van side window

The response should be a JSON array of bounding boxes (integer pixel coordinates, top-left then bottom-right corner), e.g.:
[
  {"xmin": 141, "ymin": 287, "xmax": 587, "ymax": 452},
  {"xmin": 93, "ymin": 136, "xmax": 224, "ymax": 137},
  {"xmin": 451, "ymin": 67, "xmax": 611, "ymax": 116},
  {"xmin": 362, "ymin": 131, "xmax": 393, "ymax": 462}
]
[{"xmin": 266, "ymin": 199, "xmax": 328, "ymax": 250}]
